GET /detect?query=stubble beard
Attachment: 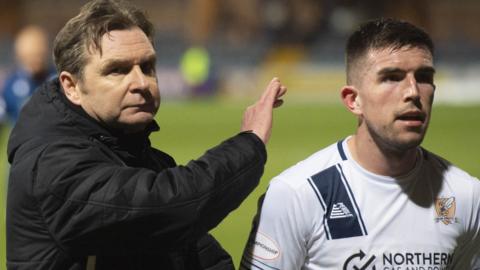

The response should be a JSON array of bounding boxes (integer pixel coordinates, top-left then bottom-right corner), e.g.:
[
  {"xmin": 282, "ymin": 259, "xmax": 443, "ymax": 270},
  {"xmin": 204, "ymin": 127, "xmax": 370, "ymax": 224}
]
[{"xmin": 364, "ymin": 118, "xmax": 428, "ymax": 156}]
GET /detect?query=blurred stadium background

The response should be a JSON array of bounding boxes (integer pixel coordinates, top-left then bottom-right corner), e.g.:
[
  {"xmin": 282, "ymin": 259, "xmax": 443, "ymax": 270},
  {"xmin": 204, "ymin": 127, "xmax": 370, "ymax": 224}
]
[{"xmin": 1, "ymin": 0, "xmax": 479, "ymax": 268}]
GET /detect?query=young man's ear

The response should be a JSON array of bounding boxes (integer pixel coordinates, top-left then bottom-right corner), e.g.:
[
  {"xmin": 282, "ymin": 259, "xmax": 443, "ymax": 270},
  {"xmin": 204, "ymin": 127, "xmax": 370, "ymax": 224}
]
[
  {"xmin": 59, "ymin": 71, "xmax": 82, "ymax": 106},
  {"xmin": 341, "ymin": 85, "xmax": 362, "ymax": 116}
]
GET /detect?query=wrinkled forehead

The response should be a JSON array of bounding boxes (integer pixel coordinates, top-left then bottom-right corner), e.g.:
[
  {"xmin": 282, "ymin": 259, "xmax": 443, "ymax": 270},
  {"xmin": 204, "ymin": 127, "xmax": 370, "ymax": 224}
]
[{"xmin": 85, "ymin": 28, "xmax": 155, "ymax": 61}]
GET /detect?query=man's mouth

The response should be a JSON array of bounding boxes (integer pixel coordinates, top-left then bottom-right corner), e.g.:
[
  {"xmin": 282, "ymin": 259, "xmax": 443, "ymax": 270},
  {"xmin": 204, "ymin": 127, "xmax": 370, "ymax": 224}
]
[
  {"xmin": 396, "ymin": 111, "xmax": 426, "ymax": 126},
  {"xmin": 128, "ymin": 103, "xmax": 156, "ymax": 112}
]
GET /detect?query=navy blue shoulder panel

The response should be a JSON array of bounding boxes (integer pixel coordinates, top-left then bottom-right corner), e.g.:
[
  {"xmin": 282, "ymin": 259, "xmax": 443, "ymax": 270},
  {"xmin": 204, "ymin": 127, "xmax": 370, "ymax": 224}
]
[{"xmin": 309, "ymin": 165, "xmax": 367, "ymax": 240}]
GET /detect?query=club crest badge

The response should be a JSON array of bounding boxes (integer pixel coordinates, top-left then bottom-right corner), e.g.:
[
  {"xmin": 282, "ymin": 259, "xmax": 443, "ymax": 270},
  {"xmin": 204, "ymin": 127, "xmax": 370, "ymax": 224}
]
[{"xmin": 434, "ymin": 197, "xmax": 457, "ymax": 225}]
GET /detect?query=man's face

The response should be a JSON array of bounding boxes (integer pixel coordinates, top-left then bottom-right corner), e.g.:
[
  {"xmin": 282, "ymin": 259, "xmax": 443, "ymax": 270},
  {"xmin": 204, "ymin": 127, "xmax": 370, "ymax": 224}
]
[
  {"xmin": 15, "ymin": 27, "xmax": 49, "ymax": 76},
  {"xmin": 76, "ymin": 27, "xmax": 160, "ymax": 133},
  {"xmin": 354, "ymin": 46, "xmax": 435, "ymax": 152}
]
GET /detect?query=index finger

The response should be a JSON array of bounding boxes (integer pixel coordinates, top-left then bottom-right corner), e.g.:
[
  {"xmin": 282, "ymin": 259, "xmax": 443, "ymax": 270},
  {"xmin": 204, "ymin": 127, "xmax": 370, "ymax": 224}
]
[{"xmin": 260, "ymin": 77, "xmax": 281, "ymax": 104}]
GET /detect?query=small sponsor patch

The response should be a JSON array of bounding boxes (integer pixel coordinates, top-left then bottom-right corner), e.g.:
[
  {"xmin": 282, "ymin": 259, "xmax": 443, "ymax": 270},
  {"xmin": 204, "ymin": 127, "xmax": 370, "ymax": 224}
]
[
  {"xmin": 249, "ymin": 231, "xmax": 280, "ymax": 260},
  {"xmin": 434, "ymin": 197, "xmax": 458, "ymax": 225}
]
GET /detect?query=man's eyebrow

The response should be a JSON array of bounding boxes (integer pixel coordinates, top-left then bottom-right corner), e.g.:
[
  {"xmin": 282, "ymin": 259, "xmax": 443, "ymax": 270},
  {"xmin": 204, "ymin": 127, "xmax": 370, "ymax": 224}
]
[
  {"xmin": 416, "ymin": 66, "xmax": 436, "ymax": 74},
  {"xmin": 101, "ymin": 54, "xmax": 157, "ymax": 70},
  {"xmin": 141, "ymin": 54, "xmax": 157, "ymax": 64},
  {"xmin": 101, "ymin": 59, "xmax": 130, "ymax": 70},
  {"xmin": 377, "ymin": 66, "xmax": 436, "ymax": 76}
]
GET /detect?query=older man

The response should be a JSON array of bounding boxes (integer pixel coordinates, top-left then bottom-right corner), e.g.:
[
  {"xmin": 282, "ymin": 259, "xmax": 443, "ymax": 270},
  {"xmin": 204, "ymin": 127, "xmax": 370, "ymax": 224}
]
[{"xmin": 6, "ymin": 1, "xmax": 286, "ymax": 269}]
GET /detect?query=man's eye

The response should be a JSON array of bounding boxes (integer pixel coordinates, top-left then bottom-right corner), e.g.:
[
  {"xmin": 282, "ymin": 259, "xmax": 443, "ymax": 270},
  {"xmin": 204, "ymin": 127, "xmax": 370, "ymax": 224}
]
[
  {"xmin": 381, "ymin": 74, "xmax": 403, "ymax": 82},
  {"xmin": 415, "ymin": 73, "xmax": 434, "ymax": 85},
  {"xmin": 141, "ymin": 63, "xmax": 156, "ymax": 75},
  {"xmin": 109, "ymin": 67, "xmax": 129, "ymax": 75}
]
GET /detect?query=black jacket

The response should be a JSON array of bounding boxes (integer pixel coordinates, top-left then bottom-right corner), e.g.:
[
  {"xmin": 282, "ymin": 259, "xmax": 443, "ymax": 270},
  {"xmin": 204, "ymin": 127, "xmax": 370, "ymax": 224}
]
[{"xmin": 6, "ymin": 79, "xmax": 267, "ymax": 270}]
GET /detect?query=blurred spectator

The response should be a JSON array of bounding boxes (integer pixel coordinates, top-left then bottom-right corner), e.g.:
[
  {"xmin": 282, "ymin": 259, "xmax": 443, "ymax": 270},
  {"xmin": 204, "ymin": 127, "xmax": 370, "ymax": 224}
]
[
  {"xmin": 0, "ymin": 25, "xmax": 56, "ymax": 124},
  {"xmin": 180, "ymin": 46, "xmax": 217, "ymax": 97}
]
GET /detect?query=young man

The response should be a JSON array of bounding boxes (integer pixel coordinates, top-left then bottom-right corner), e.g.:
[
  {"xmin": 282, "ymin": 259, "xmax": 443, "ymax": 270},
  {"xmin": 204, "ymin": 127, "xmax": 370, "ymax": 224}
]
[
  {"xmin": 241, "ymin": 18, "xmax": 480, "ymax": 269},
  {"xmin": 6, "ymin": 0, "xmax": 286, "ymax": 269}
]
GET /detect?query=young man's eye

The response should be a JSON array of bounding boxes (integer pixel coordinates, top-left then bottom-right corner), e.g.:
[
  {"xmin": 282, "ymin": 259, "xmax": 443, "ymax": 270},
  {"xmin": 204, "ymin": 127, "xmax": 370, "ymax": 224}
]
[
  {"xmin": 415, "ymin": 73, "xmax": 434, "ymax": 85},
  {"xmin": 382, "ymin": 74, "xmax": 403, "ymax": 82}
]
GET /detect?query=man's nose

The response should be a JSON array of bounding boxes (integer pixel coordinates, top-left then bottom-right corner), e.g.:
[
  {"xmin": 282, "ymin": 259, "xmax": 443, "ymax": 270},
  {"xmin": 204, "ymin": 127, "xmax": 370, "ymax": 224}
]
[
  {"xmin": 129, "ymin": 65, "xmax": 148, "ymax": 91},
  {"xmin": 404, "ymin": 74, "xmax": 420, "ymax": 101}
]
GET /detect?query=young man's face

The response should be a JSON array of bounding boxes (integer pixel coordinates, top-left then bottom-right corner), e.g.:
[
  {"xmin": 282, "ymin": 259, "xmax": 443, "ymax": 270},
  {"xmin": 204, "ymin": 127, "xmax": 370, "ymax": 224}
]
[
  {"xmin": 76, "ymin": 27, "xmax": 160, "ymax": 133},
  {"xmin": 355, "ymin": 46, "xmax": 435, "ymax": 152}
]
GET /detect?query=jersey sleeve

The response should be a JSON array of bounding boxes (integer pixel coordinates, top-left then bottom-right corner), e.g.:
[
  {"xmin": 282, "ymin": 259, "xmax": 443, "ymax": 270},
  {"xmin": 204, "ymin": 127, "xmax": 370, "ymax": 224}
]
[
  {"xmin": 240, "ymin": 179, "xmax": 312, "ymax": 269},
  {"xmin": 456, "ymin": 175, "xmax": 480, "ymax": 269},
  {"xmin": 469, "ymin": 177, "xmax": 480, "ymax": 269}
]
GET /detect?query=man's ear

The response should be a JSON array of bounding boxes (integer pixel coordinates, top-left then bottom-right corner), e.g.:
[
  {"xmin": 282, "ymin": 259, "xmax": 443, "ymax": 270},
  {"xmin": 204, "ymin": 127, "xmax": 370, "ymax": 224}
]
[
  {"xmin": 59, "ymin": 71, "xmax": 82, "ymax": 106},
  {"xmin": 341, "ymin": 85, "xmax": 362, "ymax": 116}
]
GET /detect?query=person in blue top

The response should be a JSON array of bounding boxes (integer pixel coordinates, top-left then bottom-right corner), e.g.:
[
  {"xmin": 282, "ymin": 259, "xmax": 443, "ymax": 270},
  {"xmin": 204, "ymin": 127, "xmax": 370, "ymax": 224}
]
[{"xmin": 1, "ymin": 25, "xmax": 56, "ymax": 123}]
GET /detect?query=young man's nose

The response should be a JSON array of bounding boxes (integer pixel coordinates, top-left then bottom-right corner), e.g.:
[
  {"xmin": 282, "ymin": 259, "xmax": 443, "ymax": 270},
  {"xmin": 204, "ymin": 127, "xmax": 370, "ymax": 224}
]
[{"xmin": 404, "ymin": 73, "xmax": 421, "ymax": 101}]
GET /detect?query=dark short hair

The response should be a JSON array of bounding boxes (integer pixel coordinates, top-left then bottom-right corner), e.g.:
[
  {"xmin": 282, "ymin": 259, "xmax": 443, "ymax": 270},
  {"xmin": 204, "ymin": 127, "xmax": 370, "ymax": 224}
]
[
  {"xmin": 53, "ymin": 0, "xmax": 154, "ymax": 79},
  {"xmin": 346, "ymin": 18, "xmax": 434, "ymax": 83}
]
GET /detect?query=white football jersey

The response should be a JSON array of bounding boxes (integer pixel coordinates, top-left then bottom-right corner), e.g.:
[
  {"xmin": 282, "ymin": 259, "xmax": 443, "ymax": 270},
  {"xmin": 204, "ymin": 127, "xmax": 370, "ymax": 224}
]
[{"xmin": 241, "ymin": 138, "xmax": 480, "ymax": 270}]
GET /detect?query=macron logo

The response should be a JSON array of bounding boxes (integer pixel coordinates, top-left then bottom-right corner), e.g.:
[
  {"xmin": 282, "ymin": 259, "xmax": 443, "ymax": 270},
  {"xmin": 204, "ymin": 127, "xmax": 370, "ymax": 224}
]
[{"xmin": 330, "ymin": 202, "xmax": 353, "ymax": 219}]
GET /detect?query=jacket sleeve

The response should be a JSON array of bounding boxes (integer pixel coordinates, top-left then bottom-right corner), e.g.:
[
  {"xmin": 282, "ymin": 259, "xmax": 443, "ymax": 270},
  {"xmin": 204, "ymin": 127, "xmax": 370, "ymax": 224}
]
[{"xmin": 32, "ymin": 131, "xmax": 266, "ymax": 255}]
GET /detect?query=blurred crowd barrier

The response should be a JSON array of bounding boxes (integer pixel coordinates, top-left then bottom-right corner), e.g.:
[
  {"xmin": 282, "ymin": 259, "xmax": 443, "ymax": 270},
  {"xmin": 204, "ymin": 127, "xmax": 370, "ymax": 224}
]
[{"xmin": 1, "ymin": 0, "xmax": 479, "ymax": 104}]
